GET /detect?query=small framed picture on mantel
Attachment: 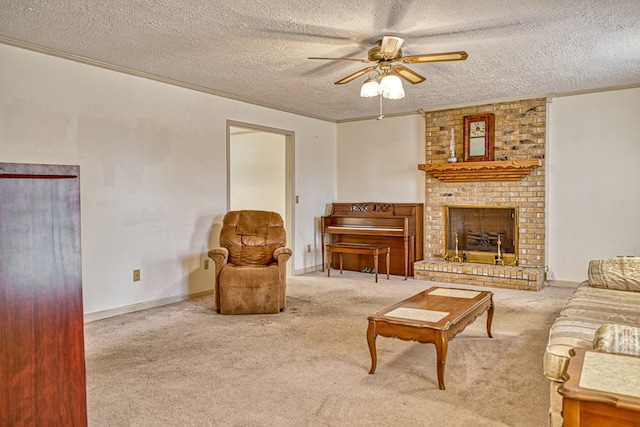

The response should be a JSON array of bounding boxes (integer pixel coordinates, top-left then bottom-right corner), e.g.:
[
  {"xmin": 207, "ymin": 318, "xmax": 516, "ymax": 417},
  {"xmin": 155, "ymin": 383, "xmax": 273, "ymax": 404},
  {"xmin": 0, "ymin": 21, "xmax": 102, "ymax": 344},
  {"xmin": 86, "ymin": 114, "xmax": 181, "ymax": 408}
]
[{"xmin": 463, "ymin": 113, "xmax": 495, "ymax": 162}]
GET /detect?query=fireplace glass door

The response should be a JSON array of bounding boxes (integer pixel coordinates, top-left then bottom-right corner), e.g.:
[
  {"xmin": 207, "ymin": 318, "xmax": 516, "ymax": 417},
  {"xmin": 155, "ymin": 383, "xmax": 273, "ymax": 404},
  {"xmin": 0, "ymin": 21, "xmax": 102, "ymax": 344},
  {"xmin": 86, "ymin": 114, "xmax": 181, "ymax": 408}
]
[{"xmin": 445, "ymin": 206, "xmax": 518, "ymax": 265}]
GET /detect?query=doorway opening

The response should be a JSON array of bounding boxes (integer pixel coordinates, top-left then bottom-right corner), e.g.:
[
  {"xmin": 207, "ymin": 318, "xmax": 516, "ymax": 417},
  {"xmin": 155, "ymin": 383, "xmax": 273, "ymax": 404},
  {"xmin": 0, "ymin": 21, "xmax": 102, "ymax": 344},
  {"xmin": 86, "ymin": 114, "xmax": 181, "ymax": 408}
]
[{"xmin": 227, "ymin": 121, "xmax": 295, "ymax": 275}]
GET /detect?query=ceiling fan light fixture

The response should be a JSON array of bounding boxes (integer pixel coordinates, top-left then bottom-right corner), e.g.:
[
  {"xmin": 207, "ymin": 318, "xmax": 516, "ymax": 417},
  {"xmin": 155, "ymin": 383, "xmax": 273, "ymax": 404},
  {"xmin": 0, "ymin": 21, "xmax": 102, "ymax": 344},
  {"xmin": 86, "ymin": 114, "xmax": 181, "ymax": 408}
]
[
  {"xmin": 311, "ymin": 36, "xmax": 468, "ymax": 102},
  {"xmin": 360, "ymin": 77, "xmax": 381, "ymax": 97},
  {"xmin": 380, "ymin": 74, "xmax": 405, "ymax": 99}
]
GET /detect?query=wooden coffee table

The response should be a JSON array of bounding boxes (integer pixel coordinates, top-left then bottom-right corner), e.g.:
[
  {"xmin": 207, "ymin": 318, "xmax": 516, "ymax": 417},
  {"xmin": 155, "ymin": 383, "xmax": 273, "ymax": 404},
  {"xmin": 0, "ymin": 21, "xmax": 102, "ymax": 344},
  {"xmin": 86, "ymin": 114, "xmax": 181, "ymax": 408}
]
[{"xmin": 367, "ymin": 286, "xmax": 494, "ymax": 390}]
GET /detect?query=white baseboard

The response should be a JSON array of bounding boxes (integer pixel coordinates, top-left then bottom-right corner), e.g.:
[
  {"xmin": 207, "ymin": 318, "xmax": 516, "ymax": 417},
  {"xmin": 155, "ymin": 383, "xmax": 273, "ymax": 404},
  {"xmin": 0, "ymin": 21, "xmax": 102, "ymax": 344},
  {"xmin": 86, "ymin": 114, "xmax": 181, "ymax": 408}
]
[
  {"xmin": 293, "ymin": 264, "xmax": 322, "ymax": 275},
  {"xmin": 85, "ymin": 266, "xmax": 325, "ymax": 323},
  {"xmin": 546, "ymin": 280, "xmax": 580, "ymax": 288},
  {"xmin": 84, "ymin": 289, "xmax": 214, "ymax": 323}
]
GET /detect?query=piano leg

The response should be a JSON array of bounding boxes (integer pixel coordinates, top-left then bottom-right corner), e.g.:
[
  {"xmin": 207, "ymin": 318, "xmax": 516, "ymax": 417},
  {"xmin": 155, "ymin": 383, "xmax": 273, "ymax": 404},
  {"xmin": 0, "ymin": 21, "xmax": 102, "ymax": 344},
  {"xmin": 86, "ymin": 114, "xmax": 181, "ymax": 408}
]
[
  {"xmin": 403, "ymin": 237, "xmax": 409, "ymax": 280},
  {"xmin": 373, "ymin": 251, "xmax": 378, "ymax": 283},
  {"xmin": 386, "ymin": 249, "xmax": 390, "ymax": 280},
  {"xmin": 321, "ymin": 234, "xmax": 326, "ymax": 272}
]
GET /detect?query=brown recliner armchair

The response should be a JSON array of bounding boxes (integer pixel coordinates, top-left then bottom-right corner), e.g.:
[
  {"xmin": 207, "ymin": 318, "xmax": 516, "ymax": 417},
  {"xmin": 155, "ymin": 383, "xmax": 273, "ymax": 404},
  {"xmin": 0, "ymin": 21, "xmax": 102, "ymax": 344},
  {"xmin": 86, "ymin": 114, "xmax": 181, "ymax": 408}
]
[{"xmin": 208, "ymin": 210, "xmax": 292, "ymax": 314}]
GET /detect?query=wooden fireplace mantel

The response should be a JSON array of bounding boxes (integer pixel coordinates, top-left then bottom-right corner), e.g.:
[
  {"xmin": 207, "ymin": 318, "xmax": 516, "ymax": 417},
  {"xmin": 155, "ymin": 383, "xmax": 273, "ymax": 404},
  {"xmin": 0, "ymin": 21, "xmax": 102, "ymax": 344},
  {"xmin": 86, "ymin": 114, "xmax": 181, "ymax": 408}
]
[{"xmin": 417, "ymin": 159, "xmax": 542, "ymax": 182}]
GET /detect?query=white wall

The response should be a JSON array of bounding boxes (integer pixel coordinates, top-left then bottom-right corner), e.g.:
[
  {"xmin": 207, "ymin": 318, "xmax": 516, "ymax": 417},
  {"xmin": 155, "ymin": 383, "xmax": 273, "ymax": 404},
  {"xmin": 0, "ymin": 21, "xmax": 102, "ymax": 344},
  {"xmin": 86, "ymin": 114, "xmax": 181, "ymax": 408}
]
[
  {"xmin": 548, "ymin": 87, "xmax": 640, "ymax": 282},
  {"xmin": 0, "ymin": 43, "xmax": 336, "ymax": 318},
  {"xmin": 336, "ymin": 114, "xmax": 425, "ymax": 203}
]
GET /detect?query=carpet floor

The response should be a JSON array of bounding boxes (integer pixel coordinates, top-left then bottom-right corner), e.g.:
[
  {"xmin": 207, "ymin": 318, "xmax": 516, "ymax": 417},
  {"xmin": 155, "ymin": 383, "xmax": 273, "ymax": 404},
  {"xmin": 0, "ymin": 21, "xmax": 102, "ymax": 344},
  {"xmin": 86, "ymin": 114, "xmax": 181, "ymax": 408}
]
[{"xmin": 85, "ymin": 271, "xmax": 574, "ymax": 426}]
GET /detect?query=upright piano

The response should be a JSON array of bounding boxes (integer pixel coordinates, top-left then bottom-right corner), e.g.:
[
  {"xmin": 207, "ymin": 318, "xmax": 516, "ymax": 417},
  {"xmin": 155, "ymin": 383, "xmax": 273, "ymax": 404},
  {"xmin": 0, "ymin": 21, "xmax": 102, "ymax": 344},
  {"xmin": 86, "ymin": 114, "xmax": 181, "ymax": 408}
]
[{"xmin": 321, "ymin": 202, "xmax": 423, "ymax": 277}]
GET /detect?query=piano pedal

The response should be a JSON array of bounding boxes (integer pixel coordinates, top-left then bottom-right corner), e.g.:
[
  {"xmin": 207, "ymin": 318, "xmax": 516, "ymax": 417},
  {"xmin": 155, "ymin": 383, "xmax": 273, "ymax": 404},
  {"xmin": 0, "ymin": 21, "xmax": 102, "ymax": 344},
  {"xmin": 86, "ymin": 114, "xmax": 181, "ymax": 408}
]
[{"xmin": 362, "ymin": 267, "xmax": 370, "ymax": 273}]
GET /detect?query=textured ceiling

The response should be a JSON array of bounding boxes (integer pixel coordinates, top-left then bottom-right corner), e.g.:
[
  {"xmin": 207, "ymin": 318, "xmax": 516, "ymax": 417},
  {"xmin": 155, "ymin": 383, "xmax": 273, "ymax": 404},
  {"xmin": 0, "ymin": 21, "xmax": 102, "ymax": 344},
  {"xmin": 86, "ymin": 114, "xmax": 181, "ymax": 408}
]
[{"xmin": 1, "ymin": 0, "xmax": 639, "ymax": 122}]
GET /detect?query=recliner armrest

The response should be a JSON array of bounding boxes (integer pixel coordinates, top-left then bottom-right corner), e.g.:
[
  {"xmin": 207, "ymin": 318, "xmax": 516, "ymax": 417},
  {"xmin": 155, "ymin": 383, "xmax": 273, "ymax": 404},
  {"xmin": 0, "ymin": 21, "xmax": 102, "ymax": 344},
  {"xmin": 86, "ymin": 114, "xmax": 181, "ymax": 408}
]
[
  {"xmin": 274, "ymin": 247, "xmax": 292, "ymax": 264},
  {"xmin": 208, "ymin": 248, "xmax": 229, "ymax": 274}
]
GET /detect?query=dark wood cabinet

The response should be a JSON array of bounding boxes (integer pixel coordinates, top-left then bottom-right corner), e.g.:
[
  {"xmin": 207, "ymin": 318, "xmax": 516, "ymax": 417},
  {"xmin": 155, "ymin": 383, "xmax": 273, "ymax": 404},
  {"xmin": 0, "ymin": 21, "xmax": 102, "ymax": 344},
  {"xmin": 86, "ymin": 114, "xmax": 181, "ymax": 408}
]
[{"xmin": 0, "ymin": 163, "xmax": 87, "ymax": 426}]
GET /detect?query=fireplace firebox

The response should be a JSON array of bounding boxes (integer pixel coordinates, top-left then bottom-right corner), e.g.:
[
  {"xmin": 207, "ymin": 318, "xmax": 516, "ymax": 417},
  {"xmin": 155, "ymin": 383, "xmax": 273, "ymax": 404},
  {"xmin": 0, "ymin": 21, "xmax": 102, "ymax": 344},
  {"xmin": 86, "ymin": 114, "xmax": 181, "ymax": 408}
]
[{"xmin": 445, "ymin": 206, "xmax": 518, "ymax": 265}]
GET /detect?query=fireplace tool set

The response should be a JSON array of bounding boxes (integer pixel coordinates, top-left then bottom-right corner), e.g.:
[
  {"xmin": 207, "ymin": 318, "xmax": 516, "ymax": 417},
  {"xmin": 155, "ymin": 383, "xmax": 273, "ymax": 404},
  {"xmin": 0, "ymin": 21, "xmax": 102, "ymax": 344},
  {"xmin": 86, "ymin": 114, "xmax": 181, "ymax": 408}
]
[{"xmin": 445, "ymin": 233, "xmax": 509, "ymax": 265}]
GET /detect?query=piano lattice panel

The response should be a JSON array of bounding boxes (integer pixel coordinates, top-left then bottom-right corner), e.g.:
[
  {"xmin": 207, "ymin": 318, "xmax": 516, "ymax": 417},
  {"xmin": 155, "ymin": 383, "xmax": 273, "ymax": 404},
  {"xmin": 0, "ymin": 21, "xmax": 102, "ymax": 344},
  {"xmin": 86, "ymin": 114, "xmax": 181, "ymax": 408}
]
[
  {"xmin": 350, "ymin": 203, "xmax": 369, "ymax": 212},
  {"xmin": 373, "ymin": 203, "xmax": 393, "ymax": 212}
]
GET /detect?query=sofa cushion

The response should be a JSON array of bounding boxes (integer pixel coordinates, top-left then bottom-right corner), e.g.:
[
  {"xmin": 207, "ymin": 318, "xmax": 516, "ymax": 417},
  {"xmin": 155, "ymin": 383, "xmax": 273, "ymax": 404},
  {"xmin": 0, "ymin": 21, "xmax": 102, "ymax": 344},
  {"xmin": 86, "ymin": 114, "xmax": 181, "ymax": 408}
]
[
  {"xmin": 593, "ymin": 323, "xmax": 640, "ymax": 356},
  {"xmin": 588, "ymin": 257, "xmax": 640, "ymax": 291},
  {"xmin": 558, "ymin": 283, "xmax": 640, "ymax": 325}
]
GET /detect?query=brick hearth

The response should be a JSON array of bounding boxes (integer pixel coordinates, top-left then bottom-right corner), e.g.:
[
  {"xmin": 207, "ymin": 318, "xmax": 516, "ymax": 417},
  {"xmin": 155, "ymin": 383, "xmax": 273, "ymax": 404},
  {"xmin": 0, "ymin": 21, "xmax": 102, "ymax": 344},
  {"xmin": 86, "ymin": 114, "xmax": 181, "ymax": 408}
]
[{"xmin": 414, "ymin": 260, "xmax": 544, "ymax": 291}]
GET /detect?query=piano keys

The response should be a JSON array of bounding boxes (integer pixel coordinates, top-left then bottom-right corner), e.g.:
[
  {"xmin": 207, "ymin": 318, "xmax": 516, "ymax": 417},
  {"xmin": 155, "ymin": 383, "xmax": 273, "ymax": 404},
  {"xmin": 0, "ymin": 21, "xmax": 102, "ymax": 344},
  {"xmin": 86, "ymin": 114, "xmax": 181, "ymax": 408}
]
[{"xmin": 321, "ymin": 202, "xmax": 423, "ymax": 277}]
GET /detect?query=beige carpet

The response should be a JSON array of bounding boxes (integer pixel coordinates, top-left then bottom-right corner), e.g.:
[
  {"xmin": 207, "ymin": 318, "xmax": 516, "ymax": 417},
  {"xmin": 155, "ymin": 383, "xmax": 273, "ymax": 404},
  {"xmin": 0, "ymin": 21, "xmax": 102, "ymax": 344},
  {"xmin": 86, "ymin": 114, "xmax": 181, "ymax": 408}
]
[{"xmin": 85, "ymin": 271, "xmax": 574, "ymax": 426}]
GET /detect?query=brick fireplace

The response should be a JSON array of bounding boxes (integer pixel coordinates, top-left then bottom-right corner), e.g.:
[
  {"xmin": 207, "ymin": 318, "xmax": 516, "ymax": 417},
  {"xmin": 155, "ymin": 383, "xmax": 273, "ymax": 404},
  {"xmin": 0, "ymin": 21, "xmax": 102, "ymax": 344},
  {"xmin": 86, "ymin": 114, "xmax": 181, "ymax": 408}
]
[{"xmin": 415, "ymin": 98, "xmax": 547, "ymax": 291}]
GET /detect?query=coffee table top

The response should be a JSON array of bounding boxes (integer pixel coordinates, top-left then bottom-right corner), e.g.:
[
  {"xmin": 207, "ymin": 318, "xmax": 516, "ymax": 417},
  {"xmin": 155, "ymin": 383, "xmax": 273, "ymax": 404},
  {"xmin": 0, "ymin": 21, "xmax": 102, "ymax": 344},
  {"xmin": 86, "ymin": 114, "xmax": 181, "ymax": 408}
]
[{"xmin": 368, "ymin": 286, "xmax": 494, "ymax": 330}]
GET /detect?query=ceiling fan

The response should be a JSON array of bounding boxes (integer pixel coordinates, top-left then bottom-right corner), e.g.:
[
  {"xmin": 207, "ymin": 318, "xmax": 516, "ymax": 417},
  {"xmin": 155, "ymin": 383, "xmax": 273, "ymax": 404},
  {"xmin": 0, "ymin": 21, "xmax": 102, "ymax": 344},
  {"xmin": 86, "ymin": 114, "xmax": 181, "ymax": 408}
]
[{"xmin": 309, "ymin": 35, "xmax": 468, "ymax": 87}]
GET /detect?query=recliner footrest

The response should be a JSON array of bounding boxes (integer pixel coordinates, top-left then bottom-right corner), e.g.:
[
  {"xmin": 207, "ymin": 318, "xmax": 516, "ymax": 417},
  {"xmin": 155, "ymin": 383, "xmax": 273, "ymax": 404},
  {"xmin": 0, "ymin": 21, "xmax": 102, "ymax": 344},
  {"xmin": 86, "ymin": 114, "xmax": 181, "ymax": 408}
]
[{"xmin": 218, "ymin": 265, "xmax": 281, "ymax": 314}]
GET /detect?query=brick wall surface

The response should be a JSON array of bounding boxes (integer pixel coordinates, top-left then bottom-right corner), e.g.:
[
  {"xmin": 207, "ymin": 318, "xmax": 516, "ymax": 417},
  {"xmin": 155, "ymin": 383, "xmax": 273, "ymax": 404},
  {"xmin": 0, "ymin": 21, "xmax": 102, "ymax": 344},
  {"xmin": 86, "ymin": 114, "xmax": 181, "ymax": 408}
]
[{"xmin": 422, "ymin": 98, "xmax": 547, "ymax": 269}]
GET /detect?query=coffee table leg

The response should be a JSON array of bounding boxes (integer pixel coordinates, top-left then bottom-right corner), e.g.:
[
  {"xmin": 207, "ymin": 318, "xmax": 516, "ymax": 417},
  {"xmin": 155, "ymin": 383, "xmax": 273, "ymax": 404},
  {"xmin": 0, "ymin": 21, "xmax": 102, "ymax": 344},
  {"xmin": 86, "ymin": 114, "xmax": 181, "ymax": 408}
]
[
  {"xmin": 435, "ymin": 331, "xmax": 448, "ymax": 390},
  {"xmin": 486, "ymin": 296, "xmax": 494, "ymax": 338},
  {"xmin": 367, "ymin": 320, "xmax": 378, "ymax": 374}
]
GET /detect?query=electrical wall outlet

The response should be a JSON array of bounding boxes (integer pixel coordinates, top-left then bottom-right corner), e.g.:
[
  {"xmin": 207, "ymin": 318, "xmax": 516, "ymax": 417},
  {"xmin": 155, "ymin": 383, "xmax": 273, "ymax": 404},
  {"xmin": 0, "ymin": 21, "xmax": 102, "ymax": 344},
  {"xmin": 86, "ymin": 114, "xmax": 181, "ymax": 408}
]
[
  {"xmin": 133, "ymin": 269, "xmax": 141, "ymax": 282},
  {"xmin": 204, "ymin": 259, "xmax": 210, "ymax": 270},
  {"xmin": 306, "ymin": 244, "xmax": 311, "ymax": 253}
]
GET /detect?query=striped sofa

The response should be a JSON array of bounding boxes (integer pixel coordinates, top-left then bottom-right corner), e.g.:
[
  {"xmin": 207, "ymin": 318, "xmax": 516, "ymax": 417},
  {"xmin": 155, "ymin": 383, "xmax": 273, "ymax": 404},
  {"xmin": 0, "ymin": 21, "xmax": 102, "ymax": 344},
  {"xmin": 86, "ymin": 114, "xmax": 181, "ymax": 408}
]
[{"xmin": 543, "ymin": 257, "xmax": 640, "ymax": 426}]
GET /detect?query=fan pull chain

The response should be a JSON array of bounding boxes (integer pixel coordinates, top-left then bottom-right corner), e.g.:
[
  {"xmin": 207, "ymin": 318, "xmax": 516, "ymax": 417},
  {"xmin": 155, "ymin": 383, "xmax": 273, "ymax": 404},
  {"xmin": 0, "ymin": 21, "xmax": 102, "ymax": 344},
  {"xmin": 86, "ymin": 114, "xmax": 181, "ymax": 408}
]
[{"xmin": 377, "ymin": 94, "xmax": 384, "ymax": 120}]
